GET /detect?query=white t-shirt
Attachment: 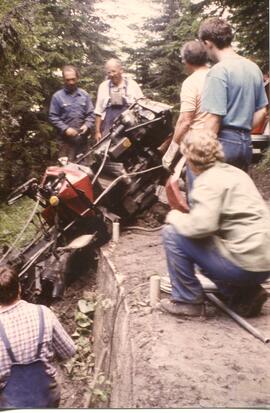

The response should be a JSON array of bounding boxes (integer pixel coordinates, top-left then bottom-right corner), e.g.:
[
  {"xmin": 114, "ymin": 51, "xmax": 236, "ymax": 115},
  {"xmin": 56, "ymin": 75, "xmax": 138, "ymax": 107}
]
[
  {"xmin": 180, "ymin": 67, "xmax": 209, "ymax": 130},
  {"xmin": 95, "ymin": 77, "xmax": 144, "ymax": 118}
]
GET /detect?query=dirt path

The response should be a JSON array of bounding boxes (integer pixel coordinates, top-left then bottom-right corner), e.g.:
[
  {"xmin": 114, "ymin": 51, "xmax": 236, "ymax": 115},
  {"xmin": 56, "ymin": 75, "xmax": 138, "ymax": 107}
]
[{"xmin": 103, "ymin": 230, "xmax": 270, "ymax": 408}]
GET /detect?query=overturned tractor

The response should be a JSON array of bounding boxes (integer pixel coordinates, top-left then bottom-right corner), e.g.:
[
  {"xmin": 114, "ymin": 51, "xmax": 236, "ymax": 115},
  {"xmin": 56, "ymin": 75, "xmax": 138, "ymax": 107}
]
[{"xmin": 2, "ymin": 98, "xmax": 173, "ymax": 303}]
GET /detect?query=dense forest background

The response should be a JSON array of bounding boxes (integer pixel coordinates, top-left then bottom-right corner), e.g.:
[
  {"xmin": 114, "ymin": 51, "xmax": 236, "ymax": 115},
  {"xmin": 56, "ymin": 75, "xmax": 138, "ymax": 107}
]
[{"xmin": 0, "ymin": 0, "xmax": 269, "ymax": 199}]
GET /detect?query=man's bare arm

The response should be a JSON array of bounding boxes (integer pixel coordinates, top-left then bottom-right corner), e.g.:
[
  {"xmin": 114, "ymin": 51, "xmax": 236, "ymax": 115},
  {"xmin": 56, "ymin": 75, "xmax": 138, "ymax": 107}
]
[
  {"xmin": 162, "ymin": 111, "xmax": 195, "ymax": 169},
  {"xmin": 173, "ymin": 111, "xmax": 195, "ymax": 144},
  {"xmin": 203, "ymin": 113, "xmax": 221, "ymax": 134},
  {"xmin": 252, "ymin": 106, "xmax": 268, "ymax": 129},
  {"xmin": 95, "ymin": 115, "xmax": 102, "ymax": 141}
]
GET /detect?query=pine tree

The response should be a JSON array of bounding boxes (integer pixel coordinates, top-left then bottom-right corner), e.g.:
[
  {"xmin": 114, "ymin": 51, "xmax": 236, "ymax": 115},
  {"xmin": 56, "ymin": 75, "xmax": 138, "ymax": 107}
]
[
  {"xmin": 126, "ymin": 0, "xmax": 205, "ymax": 108},
  {"xmin": 0, "ymin": 0, "xmax": 110, "ymax": 199}
]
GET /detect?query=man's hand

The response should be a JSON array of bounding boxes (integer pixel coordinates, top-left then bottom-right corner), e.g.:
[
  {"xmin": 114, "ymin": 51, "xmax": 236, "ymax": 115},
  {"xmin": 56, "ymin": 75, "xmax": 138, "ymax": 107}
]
[
  {"xmin": 165, "ymin": 209, "xmax": 185, "ymax": 233},
  {"xmin": 162, "ymin": 141, "xmax": 180, "ymax": 170},
  {"xmin": 95, "ymin": 131, "xmax": 102, "ymax": 142},
  {"xmin": 79, "ymin": 124, "xmax": 88, "ymax": 135},
  {"xmin": 65, "ymin": 127, "xmax": 78, "ymax": 138}
]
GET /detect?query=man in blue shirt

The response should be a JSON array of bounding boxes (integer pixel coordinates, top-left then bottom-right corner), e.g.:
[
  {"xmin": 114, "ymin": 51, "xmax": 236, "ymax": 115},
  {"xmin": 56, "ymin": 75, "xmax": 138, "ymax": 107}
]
[
  {"xmin": 199, "ymin": 18, "xmax": 268, "ymax": 171},
  {"xmin": 49, "ymin": 65, "xmax": 95, "ymax": 161}
]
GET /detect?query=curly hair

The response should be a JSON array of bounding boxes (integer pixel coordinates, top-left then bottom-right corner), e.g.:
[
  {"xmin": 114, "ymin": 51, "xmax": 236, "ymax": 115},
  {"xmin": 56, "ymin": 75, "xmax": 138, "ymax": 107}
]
[
  {"xmin": 0, "ymin": 265, "xmax": 20, "ymax": 305},
  {"xmin": 181, "ymin": 40, "xmax": 208, "ymax": 66},
  {"xmin": 198, "ymin": 17, "xmax": 234, "ymax": 49},
  {"xmin": 181, "ymin": 130, "xmax": 224, "ymax": 171}
]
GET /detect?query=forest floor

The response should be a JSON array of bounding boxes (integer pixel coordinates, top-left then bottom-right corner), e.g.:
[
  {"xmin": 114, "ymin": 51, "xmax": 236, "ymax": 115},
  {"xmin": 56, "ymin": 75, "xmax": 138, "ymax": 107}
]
[{"xmin": 54, "ymin": 162, "xmax": 270, "ymax": 408}]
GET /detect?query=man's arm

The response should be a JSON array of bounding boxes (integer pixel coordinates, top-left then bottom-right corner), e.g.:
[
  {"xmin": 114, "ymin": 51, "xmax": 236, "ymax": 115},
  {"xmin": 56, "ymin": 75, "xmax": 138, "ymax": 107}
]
[
  {"xmin": 173, "ymin": 111, "xmax": 195, "ymax": 144},
  {"xmin": 166, "ymin": 179, "xmax": 223, "ymax": 238},
  {"xmin": 94, "ymin": 83, "xmax": 106, "ymax": 141},
  {"xmin": 95, "ymin": 115, "xmax": 102, "ymax": 141},
  {"xmin": 82, "ymin": 95, "xmax": 95, "ymax": 130},
  {"xmin": 51, "ymin": 311, "xmax": 76, "ymax": 360},
  {"xmin": 203, "ymin": 113, "xmax": 221, "ymax": 134},
  {"xmin": 132, "ymin": 80, "xmax": 144, "ymax": 100},
  {"xmin": 252, "ymin": 106, "xmax": 268, "ymax": 129},
  {"xmin": 48, "ymin": 95, "xmax": 69, "ymax": 134},
  {"xmin": 162, "ymin": 111, "xmax": 195, "ymax": 169},
  {"xmin": 201, "ymin": 70, "xmax": 227, "ymax": 134}
]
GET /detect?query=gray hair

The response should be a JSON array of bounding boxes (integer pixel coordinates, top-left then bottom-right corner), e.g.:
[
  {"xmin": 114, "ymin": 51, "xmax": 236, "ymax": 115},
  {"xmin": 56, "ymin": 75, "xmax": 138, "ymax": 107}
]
[
  {"xmin": 181, "ymin": 130, "xmax": 224, "ymax": 171},
  {"xmin": 105, "ymin": 58, "xmax": 122, "ymax": 70},
  {"xmin": 181, "ymin": 40, "xmax": 208, "ymax": 66}
]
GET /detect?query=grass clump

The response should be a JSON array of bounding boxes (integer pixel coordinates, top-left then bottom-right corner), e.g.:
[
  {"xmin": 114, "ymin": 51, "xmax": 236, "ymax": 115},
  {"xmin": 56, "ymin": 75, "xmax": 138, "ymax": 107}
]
[
  {"xmin": 0, "ymin": 198, "xmax": 39, "ymax": 248},
  {"xmin": 257, "ymin": 147, "xmax": 270, "ymax": 171}
]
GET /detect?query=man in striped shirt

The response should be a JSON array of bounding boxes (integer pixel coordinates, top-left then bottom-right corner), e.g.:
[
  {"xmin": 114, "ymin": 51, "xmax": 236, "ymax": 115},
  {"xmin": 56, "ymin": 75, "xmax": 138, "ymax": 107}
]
[{"xmin": 0, "ymin": 265, "xmax": 76, "ymax": 407}]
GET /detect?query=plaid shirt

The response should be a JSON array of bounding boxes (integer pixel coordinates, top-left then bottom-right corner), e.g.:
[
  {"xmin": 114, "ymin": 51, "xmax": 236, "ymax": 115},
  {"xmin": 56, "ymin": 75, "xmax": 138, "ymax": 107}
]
[{"xmin": 0, "ymin": 300, "xmax": 76, "ymax": 389}]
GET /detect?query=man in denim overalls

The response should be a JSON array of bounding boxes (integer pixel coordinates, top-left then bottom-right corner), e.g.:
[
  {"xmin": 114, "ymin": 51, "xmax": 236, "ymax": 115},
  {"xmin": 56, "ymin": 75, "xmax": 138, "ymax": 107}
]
[
  {"xmin": 0, "ymin": 265, "xmax": 76, "ymax": 408},
  {"xmin": 94, "ymin": 58, "xmax": 144, "ymax": 141}
]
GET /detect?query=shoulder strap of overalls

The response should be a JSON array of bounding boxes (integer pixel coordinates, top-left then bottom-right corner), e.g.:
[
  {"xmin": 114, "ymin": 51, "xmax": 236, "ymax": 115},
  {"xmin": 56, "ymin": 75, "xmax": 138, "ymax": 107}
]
[
  {"xmin": 0, "ymin": 305, "xmax": 45, "ymax": 362},
  {"xmin": 36, "ymin": 305, "xmax": 45, "ymax": 358},
  {"xmin": 0, "ymin": 317, "xmax": 17, "ymax": 362},
  {"xmin": 109, "ymin": 78, "xmax": 128, "ymax": 96}
]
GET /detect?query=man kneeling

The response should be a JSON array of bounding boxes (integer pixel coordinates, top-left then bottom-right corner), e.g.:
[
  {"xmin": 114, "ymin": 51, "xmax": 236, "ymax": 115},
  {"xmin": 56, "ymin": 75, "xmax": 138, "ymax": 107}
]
[{"xmin": 161, "ymin": 131, "xmax": 270, "ymax": 318}]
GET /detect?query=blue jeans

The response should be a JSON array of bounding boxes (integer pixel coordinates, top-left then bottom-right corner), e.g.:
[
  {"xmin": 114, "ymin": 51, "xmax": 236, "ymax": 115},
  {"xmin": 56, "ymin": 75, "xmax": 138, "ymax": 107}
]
[
  {"xmin": 219, "ymin": 128, "xmax": 252, "ymax": 172},
  {"xmin": 185, "ymin": 128, "xmax": 252, "ymax": 203},
  {"xmin": 162, "ymin": 225, "xmax": 269, "ymax": 304}
]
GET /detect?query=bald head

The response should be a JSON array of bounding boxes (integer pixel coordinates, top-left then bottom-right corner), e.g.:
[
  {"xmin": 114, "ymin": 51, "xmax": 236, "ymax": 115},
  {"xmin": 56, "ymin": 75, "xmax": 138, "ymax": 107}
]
[
  {"xmin": 105, "ymin": 58, "xmax": 122, "ymax": 71},
  {"xmin": 105, "ymin": 58, "xmax": 123, "ymax": 86}
]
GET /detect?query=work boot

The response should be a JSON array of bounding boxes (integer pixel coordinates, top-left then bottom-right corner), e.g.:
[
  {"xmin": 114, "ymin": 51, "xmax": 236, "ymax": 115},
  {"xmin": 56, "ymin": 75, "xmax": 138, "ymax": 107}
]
[
  {"xmin": 160, "ymin": 298, "xmax": 204, "ymax": 317},
  {"xmin": 232, "ymin": 285, "xmax": 268, "ymax": 318}
]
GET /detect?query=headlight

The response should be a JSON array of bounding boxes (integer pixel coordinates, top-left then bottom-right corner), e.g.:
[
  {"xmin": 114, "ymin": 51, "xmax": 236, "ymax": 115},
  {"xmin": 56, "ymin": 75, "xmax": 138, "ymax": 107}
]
[{"xmin": 49, "ymin": 195, "xmax": 60, "ymax": 206}]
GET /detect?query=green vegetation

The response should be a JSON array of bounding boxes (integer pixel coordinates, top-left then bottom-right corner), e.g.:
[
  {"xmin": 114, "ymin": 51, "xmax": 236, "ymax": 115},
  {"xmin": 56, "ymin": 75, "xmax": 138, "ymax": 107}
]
[
  {"xmin": 209, "ymin": 0, "xmax": 269, "ymax": 69},
  {"xmin": 0, "ymin": 198, "xmax": 39, "ymax": 247},
  {"xmin": 0, "ymin": 0, "xmax": 268, "ymax": 242},
  {"xmin": 257, "ymin": 148, "xmax": 270, "ymax": 171},
  {"xmin": 126, "ymin": 0, "xmax": 269, "ymax": 103},
  {"xmin": 0, "ymin": 0, "xmax": 110, "ymax": 200}
]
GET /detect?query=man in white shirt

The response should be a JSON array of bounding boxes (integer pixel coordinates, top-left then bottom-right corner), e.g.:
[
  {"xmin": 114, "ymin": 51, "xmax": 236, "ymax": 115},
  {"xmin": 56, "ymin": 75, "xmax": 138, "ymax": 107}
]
[
  {"xmin": 94, "ymin": 58, "xmax": 144, "ymax": 141},
  {"xmin": 162, "ymin": 40, "xmax": 209, "ymax": 170}
]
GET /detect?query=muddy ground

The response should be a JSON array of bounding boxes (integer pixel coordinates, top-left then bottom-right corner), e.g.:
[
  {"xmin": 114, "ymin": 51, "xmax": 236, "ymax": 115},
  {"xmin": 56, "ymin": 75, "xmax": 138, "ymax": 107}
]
[{"xmin": 54, "ymin": 163, "xmax": 270, "ymax": 408}]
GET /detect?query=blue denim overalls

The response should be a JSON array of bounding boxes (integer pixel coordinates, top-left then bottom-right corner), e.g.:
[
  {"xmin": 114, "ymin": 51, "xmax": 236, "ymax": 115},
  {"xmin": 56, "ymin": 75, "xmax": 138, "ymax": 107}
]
[
  {"xmin": 101, "ymin": 79, "xmax": 129, "ymax": 135},
  {"xmin": 0, "ymin": 306, "xmax": 56, "ymax": 408}
]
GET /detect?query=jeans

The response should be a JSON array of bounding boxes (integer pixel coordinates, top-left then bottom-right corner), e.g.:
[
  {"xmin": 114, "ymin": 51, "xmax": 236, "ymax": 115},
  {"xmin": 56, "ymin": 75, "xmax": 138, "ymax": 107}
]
[
  {"xmin": 162, "ymin": 225, "xmax": 269, "ymax": 303},
  {"xmin": 219, "ymin": 128, "xmax": 253, "ymax": 172},
  {"xmin": 0, "ymin": 374, "xmax": 60, "ymax": 408},
  {"xmin": 185, "ymin": 128, "xmax": 252, "ymax": 204}
]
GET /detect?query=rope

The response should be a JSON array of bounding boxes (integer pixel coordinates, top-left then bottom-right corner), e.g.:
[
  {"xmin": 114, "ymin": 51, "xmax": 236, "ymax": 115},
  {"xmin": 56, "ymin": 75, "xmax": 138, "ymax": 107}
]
[
  {"xmin": 92, "ymin": 139, "xmax": 112, "ymax": 185},
  {"xmin": 123, "ymin": 225, "xmax": 164, "ymax": 232},
  {"xmin": 93, "ymin": 164, "xmax": 163, "ymax": 206}
]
